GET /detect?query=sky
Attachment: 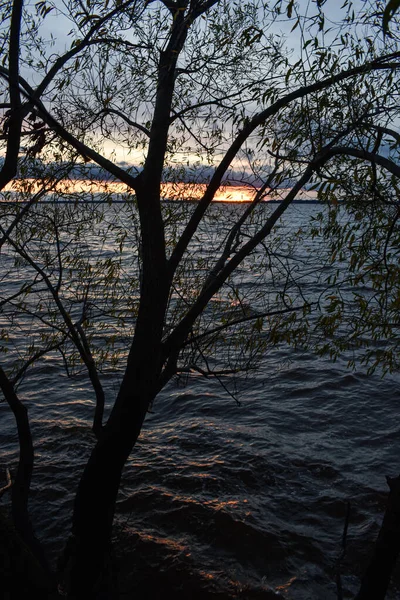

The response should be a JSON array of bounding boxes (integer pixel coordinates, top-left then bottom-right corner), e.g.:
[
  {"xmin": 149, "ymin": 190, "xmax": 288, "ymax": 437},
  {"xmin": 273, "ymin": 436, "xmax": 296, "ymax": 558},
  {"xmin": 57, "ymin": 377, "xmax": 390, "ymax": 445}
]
[{"xmin": 2, "ymin": 0, "xmax": 387, "ymax": 194}]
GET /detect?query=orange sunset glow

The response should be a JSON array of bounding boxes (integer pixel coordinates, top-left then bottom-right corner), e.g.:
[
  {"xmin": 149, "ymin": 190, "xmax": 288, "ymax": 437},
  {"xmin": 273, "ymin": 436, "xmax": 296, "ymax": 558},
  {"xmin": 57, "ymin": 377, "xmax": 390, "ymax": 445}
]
[
  {"xmin": 0, "ymin": 177, "xmax": 276, "ymax": 202},
  {"xmin": 2, "ymin": 178, "xmax": 317, "ymax": 202},
  {"xmin": 2, "ymin": 178, "xmax": 257, "ymax": 202}
]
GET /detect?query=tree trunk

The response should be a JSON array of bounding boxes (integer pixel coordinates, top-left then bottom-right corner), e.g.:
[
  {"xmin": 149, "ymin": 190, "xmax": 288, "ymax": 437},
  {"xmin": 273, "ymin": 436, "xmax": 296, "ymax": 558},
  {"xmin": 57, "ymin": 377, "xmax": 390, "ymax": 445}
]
[
  {"xmin": 59, "ymin": 322, "xmax": 166, "ymax": 598},
  {"xmin": 59, "ymin": 12, "xmax": 186, "ymax": 593},
  {"xmin": 0, "ymin": 366, "xmax": 52, "ymax": 577},
  {"xmin": 0, "ymin": 508, "xmax": 55, "ymax": 597},
  {"xmin": 356, "ymin": 475, "xmax": 400, "ymax": 600}
]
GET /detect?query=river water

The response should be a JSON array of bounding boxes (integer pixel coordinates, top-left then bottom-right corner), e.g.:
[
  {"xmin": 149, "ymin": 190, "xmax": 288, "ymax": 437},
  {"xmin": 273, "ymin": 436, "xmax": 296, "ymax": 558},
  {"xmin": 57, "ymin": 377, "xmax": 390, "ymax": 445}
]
[{"xmin": 1, "ymin": 200, "xmax": 400, "ymax": 599}]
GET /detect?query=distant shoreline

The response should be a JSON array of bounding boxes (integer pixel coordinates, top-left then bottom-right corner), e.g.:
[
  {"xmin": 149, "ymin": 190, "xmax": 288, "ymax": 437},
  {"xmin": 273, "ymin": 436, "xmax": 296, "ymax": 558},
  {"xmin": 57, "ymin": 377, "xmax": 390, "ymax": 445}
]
[{"xmin": 0, "ymin": 198, "xmax": 320, "ymax": 205}]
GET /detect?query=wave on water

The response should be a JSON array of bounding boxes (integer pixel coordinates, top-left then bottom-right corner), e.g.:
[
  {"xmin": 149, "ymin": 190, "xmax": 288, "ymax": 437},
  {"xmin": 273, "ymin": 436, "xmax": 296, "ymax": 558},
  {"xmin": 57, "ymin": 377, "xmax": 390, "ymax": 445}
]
[{"xmin": 1, "ymin": 203, "xmax": 400, "ymax": 598}]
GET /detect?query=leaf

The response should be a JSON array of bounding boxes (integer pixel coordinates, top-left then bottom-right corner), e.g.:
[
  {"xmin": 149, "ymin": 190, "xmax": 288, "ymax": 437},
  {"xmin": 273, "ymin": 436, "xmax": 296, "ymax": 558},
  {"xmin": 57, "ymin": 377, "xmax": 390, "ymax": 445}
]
[
  {"xmin": 254, "ymin": 317, "xmax": 264, "ymax": 332},
  {"xmin": 291, "ymin": 18, "xmax": 299, "ymax": 32},
  {"xmin": 286, "ymin": 0, "xmax": 295, "ymax": 19}
]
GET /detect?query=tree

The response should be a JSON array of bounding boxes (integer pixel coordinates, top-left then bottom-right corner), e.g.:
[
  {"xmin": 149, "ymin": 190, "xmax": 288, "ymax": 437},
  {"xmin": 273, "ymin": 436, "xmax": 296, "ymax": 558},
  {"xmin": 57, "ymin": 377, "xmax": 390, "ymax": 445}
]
[{"xmin": 1, "ymin": 0, "xmax": 400, "ymax": 597}]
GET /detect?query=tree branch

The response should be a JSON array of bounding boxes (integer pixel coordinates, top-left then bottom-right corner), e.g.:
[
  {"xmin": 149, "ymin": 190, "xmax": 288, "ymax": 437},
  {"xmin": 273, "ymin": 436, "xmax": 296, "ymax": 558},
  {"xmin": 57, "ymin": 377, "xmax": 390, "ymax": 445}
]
[
  {"xmin": 164, "ymin": 164, "xmax": 318, "ymax": 355},
  {"xmin": 0, "ymin": 0, "xmax": 24, "ymax": 190},
  {"xmin": 97, "ymin": 107, "xmax": 151, "ymax": 137},
  {"xmin": 12, "ymin": 338, "xmax": 67, "ymax": 385},
  {"xmin": 328, "ymin": 147, "xmax": 400, "ymax": 178},
  {"xmin": 167, "ymin": 52, "xmax": 400, "ymax": 277},
  {"xmin": 371, "ymin": 124, "xmax": 400, "ymax": 146},
  {"xmin": 181, "ymin": 303, "xmax": 311, "ymax": 348},
  {"xmin": 32, "ymin": 99, "xmax": 139, "ymax": 189},
  {"xmin": 189, "ymin": 0, "xmax": 219, "ymax": 20},
  {"xmin": 0, "ymin": 178, "xmax": 63, "ymax": 251},
  {"xmin": 200, "ymin": 167, "xmax": 280, "ymax": 291},
  {"xmin": 33, "ymin": 0, "xmax": 141, "ymax": 99},
  {"xmin": 0, "ymin": 363, "xmax": 49, "ymax": 573},
  {"xmin": 165, "ymin": 141, "xmax": 400, "ymax": 356},
  {"xmin": 2, "ymin": 229, "xmax": 106, "ymax": 435}
]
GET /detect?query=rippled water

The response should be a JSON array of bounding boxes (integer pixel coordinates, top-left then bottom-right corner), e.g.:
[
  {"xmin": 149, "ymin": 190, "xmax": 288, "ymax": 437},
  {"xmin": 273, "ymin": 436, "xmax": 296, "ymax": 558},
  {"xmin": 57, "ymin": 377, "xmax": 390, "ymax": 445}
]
[{"xmin": 1, "ymin": 202, "xmax": 400, "ymax": 599}]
